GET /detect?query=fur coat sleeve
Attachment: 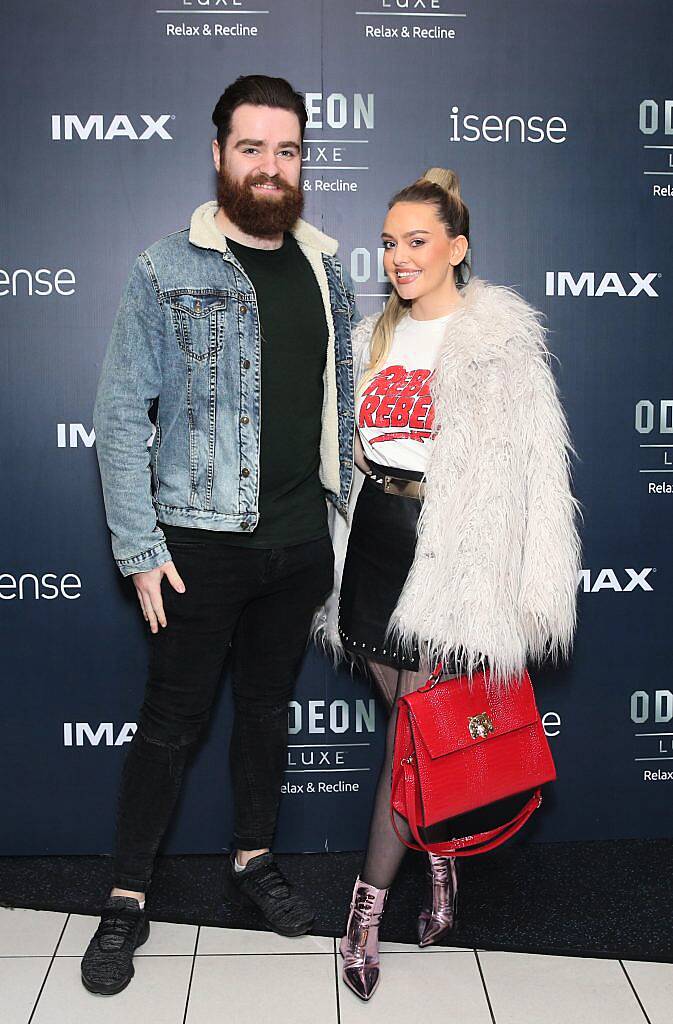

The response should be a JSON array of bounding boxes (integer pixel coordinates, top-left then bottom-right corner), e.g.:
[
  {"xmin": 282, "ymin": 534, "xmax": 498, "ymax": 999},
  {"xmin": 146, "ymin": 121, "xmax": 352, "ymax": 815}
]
[
  {"xmin": 388, "ymin": 278, "xmax": 582, "ymax": 684},
  {"xmin": 517, "ymin": 336, "xmax": 582, "ymax": 667}
]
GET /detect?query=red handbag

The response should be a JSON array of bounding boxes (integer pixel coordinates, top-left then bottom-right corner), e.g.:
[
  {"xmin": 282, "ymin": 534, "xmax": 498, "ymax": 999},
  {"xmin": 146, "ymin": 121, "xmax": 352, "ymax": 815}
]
[{"xmin": 391, "ymin": 662, "xmax": 556, "ymax": 857}]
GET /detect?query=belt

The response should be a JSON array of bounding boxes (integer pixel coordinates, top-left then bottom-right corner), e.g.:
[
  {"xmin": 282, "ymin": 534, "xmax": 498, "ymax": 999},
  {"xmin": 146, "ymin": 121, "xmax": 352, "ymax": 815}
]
[{"xmin": 365, "ymin": 466, "xmax": 426, "ymax": 501}]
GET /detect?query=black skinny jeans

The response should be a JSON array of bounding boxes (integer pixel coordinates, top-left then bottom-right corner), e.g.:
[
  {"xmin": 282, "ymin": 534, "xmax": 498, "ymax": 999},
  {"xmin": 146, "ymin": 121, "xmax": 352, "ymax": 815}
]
[{"xmin": 112, "ymin": 533, "xmax": 334, "ymax": 893}]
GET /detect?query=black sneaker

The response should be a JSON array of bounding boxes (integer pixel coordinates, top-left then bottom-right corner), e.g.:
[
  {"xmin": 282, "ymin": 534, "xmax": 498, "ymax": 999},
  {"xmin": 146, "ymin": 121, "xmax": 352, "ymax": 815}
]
[
  {"xmin": 223, "ymin": 852, "xmax": 315, "ymax": 937},
  {"xmin": 81, "ymin": 896, "xmax": 150, "ymax": 995}
]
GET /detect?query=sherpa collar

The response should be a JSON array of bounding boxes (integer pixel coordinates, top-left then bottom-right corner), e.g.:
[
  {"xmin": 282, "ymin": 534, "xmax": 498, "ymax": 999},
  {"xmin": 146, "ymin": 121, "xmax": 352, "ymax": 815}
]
[{"xmin": 188, "ymin": 200, "xmax": 339, "ymax": 257}]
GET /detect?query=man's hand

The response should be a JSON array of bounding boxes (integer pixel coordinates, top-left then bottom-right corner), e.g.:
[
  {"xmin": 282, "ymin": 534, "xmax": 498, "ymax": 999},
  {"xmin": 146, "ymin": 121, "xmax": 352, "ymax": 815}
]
[{"xmin": 132, "ymin": 561, "xmax": 186, "ymax": 633}]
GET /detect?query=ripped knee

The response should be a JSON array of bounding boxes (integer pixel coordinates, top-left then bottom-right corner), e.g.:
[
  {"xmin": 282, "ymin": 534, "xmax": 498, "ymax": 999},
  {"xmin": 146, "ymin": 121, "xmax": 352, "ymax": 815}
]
[{"xmin": 133, "ymin": 723, "xmax": 202, "ymax": 757}]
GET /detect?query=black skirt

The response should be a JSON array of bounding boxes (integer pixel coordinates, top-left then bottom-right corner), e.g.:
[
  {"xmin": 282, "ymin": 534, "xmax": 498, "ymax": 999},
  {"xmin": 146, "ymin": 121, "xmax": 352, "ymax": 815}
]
[{"xmin": 339, "ymin": 462, "xmax": 424, "ymax": 670}]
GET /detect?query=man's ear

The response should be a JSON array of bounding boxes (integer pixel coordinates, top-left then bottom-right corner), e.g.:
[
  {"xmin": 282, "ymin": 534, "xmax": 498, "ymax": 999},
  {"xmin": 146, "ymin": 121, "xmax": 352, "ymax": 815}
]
[{"xmin": 212, "ymin": 139, "xmax": 221, "ymax": 173}]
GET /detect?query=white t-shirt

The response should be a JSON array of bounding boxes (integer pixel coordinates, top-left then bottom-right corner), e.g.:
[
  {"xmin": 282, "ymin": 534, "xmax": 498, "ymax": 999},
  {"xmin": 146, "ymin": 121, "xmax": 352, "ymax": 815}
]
[{"xmin": 357, "ymin": 309, "xmax": 459, "ymax": 472}]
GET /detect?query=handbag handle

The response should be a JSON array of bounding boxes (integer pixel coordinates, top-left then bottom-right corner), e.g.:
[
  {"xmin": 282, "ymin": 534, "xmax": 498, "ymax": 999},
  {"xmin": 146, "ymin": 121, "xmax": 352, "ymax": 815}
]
[
  {"xmin": 391, "ymin": 755, "xmax": 542, "ymax": 857},
  {"xmin": 419, "ymin": 660, "xmax": 446, "ymax": 691},
  {"xmin": 419, "ymin": 658, "xmax": 493, "ymax": 693}
]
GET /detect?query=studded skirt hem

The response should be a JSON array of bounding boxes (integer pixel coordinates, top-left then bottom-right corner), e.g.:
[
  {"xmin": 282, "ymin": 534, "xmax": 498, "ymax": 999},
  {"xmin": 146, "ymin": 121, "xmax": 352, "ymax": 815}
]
[{"xmin": 338, "ymin": 469, "xmax": 422, "ymax": 671}]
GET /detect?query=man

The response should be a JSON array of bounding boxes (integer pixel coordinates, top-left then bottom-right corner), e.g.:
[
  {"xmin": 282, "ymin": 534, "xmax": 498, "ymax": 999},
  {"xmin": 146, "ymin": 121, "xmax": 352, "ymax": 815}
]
[{"xmin": 82, "ymin": 75, "xmax": 359, "ymax": 995}]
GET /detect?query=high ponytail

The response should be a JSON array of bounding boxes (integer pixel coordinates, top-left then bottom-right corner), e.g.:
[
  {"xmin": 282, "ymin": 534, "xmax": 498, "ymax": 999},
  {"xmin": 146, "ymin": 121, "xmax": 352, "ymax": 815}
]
[
  {"xmin": 360, "ymin": 167, "xmax": 471, "ymax": 390},
  {"xmin": 421, "ymin": 166, "xmax": 461, "ymax": 197}
]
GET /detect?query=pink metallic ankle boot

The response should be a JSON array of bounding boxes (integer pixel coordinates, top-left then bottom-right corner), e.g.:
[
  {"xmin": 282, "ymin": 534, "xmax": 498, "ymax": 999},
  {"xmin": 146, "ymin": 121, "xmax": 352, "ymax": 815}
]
[
  {"xmin": 339, "ymin": 876, "xmax": 389, "ymax": 1000},
  {"xmin": 417, "ymin": 854, "xmax": 459, "ymax": 947}
]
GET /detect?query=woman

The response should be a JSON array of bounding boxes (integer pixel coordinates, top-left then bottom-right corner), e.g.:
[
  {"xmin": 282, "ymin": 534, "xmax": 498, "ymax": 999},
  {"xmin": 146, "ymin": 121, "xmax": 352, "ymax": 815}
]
[{"xmin": 315, "ymin": 168, "xmax": 581, "ymax": 1000}]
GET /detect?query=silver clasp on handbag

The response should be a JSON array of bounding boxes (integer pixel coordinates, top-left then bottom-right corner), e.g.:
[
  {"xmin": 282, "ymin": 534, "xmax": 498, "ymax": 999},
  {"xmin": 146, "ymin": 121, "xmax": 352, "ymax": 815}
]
[
  {"xmin": 424, "ymin": 662, "xmax": 445, "ymax": 690},
  {"xmin": 468, "ymin": 712, "xmax": 495, "ymax": 740}
]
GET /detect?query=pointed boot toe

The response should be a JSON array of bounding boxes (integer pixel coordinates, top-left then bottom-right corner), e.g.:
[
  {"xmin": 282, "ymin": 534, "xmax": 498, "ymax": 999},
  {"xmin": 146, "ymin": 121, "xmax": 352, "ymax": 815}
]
[
  {"xmin": 339, "ymin": 877, "xmax": 389, "ymax": 1001},
  {"xmin": 417, "ymin": 854, "xmax": 458, "ymax": 948},
  {"xmin": 343, "ymin": 961, "xmax": 381, "ymax": 1000},
  {"xmin": 418, "ymin": 911, "xmax": 452, "ymax": 948}
]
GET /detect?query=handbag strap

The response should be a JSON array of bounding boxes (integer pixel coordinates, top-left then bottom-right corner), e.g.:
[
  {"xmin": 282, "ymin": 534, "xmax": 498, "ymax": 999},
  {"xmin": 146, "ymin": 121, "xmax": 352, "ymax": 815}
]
[
  {"xmin": 418, "ymin": 658, "xmax": 497, "ymax": 694},
  {"xmin": 418, "ymin": 660, "xmax": 446, "ymax": 692},
  {"xmin": 391, "ymin": 756, "xmax": 542, "ymax": 857}
]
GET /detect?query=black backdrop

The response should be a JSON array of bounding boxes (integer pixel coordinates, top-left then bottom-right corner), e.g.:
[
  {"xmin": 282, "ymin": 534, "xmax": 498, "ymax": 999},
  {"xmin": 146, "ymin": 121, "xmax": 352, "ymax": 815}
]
[{"xmin": 2, "ymin": 0, "xmax": 672, "ymax": 854}]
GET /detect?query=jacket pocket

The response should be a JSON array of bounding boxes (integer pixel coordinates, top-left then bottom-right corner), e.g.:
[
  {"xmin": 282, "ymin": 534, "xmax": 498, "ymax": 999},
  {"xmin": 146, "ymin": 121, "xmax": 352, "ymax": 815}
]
[{"xmin": 168, "ymin": 292, "xmax": 227, "ymax": 362}]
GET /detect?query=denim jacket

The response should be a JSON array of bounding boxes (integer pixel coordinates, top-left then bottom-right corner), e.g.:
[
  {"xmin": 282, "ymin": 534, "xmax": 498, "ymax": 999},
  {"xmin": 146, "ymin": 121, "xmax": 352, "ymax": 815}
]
[{"xmin": 93, "ymin": 201, "xmax": 360, "ymax": 576}]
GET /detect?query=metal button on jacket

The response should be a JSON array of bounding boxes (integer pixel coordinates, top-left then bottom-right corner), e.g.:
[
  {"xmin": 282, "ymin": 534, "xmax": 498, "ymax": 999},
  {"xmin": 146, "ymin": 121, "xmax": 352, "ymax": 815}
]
[
  {"xmin": 239, "ymin": 304, "xmax": 248, "ymax": 315},
  {"xmin": 240, "ymin": 415, "xmax": 249, "ymax": 425},
  {"xmin": 242, "ymin": 359, "xmax": 251, "ymax": 369},
  {"xmin": 240, "ymin": 522, "xmax": 249, "ymax": 530},
  {"xmin": 194, "ymin": 299, "xmax": 202, "ymax": 314},
  {"xmin": 241, "ymin": 468, "xmax": 250, "ymax": 478}
]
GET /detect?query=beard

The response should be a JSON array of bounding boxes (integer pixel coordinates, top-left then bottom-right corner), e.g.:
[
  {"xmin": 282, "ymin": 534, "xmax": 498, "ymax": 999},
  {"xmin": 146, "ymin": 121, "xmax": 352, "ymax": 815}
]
[{"xmin": 216, "ymin": 164, "xmax": 304, "ymax": 238}]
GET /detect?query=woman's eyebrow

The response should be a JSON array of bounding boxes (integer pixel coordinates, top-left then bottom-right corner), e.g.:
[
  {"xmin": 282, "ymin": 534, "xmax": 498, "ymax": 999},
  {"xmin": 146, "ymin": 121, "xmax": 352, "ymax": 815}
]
[{"xmin": 381, "ymin": 229, "xmax": 432, "ymax": 239}]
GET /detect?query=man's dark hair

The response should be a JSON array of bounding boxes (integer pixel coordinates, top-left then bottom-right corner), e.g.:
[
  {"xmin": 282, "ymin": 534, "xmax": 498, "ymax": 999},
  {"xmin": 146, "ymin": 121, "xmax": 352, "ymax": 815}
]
[{"xmin": 212, "ymin": 75, "xmax": 308, "ymax": 150}]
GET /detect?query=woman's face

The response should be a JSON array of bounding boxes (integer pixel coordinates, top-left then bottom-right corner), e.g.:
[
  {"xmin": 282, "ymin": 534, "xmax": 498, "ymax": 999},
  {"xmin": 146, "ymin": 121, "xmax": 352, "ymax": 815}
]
[{"xmin": 381, "ymin": 201, "xmax": 468, "ymax": 303}]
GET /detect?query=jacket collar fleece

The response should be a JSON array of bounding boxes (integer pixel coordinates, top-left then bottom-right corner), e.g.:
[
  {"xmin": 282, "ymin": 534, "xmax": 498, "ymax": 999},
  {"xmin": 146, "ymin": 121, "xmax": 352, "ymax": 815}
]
[{"xmin": 188, "ymin": 200, "xmax": 339, "ymax": 257}]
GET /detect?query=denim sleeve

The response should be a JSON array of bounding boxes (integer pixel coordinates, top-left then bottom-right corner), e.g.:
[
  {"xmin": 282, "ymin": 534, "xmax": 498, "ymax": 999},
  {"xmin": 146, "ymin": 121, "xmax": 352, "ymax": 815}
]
[
  {"xmin": 340, "ymin": 262, "xmax": 363, "ymax": 328},
  {"xmin": 93, "ymin": 254, "xmax": 171, "ymax": 577}
]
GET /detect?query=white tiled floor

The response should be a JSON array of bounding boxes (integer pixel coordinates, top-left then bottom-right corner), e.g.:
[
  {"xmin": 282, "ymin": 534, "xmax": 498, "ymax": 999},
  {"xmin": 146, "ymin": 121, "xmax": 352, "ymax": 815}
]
[{"xmin": 2, "ymin": 906, "xmax": 670, "ymax": 1024}]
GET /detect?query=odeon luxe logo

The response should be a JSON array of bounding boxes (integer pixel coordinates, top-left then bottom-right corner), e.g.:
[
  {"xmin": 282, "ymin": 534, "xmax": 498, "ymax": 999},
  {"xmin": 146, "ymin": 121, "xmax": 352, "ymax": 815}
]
[
  {"xmin": 546, "ymin": 272, "xmax": 659, "ymax": 297},
  {"xmin": 288, "ymin": 698, "xmax": 376, "ymax": 734},
  {"xmin": 51, "ymin": 114, "xmax": 173, "ymax": 141},
  {"xmin": 304, "ymin": 93, "xmax": 374, "ymax": 131},
  {"xmin": 639, "ymin": 100, "xmax": 673, "ymax": 135},
  {"xmin": 631, "ymin": 690, "xmax": 673, "ymax": 723}
]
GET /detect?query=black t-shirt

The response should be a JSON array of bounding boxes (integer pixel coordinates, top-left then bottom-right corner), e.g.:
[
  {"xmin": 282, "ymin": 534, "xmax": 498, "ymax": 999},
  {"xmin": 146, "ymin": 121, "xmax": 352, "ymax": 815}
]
[{"xmin": 162, "ymin": 232, "xmax": 329, "ymax": 548}]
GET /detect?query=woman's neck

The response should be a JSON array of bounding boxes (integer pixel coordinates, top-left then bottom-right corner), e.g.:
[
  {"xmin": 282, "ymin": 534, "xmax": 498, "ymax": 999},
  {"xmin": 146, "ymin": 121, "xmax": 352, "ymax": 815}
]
[{"xmin": 410, "ymin": 283, "xmax": 464, "ymax": 322}]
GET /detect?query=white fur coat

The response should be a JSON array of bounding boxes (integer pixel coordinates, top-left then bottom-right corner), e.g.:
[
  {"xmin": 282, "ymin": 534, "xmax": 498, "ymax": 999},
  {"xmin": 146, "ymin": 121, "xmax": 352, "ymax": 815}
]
[{"xmin": 314, "ymin": 276, "xmax": 582, "ymax": 686}]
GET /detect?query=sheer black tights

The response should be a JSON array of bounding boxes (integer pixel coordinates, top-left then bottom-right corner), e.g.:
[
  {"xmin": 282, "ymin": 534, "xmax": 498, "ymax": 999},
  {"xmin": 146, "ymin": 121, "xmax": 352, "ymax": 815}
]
[{"xmin": 360, "ymin": 658, "xmax": 428, "ymax": 891}]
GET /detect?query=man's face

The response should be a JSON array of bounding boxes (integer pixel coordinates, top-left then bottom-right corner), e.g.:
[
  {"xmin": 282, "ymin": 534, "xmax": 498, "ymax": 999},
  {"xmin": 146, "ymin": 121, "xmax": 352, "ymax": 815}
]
[{"xmin": 213, "ymin": 103, "xmax": 304, "ymax": 237}]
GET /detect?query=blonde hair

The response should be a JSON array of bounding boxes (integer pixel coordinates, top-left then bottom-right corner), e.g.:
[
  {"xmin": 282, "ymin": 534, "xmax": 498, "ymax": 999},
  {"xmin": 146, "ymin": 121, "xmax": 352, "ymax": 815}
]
[{"xmin": 360, "ymin": 168, "xmax": 470, "ymax": 392}]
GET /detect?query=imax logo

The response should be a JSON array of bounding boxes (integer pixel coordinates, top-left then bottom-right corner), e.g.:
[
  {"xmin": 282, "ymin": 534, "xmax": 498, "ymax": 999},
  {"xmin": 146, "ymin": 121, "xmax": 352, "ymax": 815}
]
[
  {"xmin": 546, "ymin": 272, "xmax": 659, "ymax": 297},
  {"xmin": 58, "ymin": 424, "xmax": 95, "ymax": 449},
  {"xmin": 51, "ymin": 114, "xmax": 173, "ymax": 141},
  {"xmin": 63, "ymin": 723, "xmax": 136, "ymax": 747},
  {"xmin": 578, "ymin": 568, "xmax": 654, "ymax": 593},
  {"xmin": 57, "ymin": 424, "xmax": 156, "ymax": 448}
]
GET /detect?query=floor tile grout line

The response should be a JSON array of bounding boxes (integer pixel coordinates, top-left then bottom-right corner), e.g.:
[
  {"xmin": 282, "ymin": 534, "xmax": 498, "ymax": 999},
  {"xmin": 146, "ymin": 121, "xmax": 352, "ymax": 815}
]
[
  {"xmin": 0, "ymin": 949, "xmax": 468, "ymax": 957},
  {"xmin": 26, "ymin": 913, "xmax": 70, "ymax": 1024},
  {"xmin": 182, "ymin": 925, "xmax": 200, "ymax": 1024},
  {"xmin": 195, "ymin": 950, "xmax": 334, "ymax": 956},
  {"xmin": 620, "ymin": 960, "xmax": 653, "ymax": 1024},
  {"xmin": 53, "ymin": 953, "xmax": 198, "ymax": 958},
  {"xmin": 332, "ymin": 937, "xmax": 341, "ymax": 1024},
  {"xmin": 474, "ymin": 950, "xmax": 497, "ymax": 1024}
]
